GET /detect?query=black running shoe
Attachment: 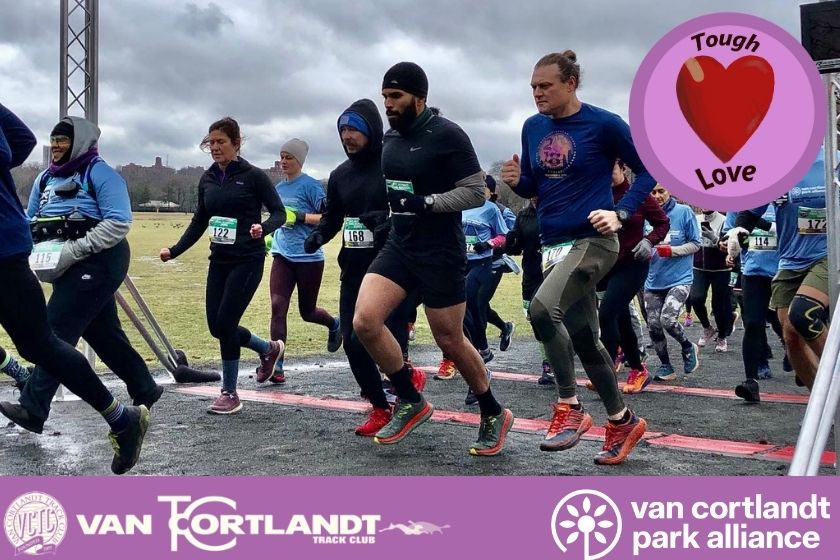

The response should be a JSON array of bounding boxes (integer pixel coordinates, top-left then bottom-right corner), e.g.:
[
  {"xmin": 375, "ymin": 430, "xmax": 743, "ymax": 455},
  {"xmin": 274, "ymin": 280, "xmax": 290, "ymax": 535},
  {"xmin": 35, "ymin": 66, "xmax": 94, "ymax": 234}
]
[
  {"xmin": 109, "ymin": 405, "xmax": 150, "ymax": 475},
  {"xmin": 0, "ymin": 402, "xmax": 45, "ymax": 434},
  {"xmin": 735, "ymin": 379, "xmax": 760, "ymax": 403}
]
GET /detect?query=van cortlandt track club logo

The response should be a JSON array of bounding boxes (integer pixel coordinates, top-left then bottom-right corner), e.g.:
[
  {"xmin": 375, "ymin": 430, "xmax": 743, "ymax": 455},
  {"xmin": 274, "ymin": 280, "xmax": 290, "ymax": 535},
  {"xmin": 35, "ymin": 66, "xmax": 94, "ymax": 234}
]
[
  {"xmin": 552, "ymin": 489, "xmax": 621, "ymax": 560},
  {"xmin": 379, "ymin": 520, "xmax": 450, "ymax": 536},
  {"xmin": 5, "ymin": 492, "xmax": 67, "ymax": 556}
]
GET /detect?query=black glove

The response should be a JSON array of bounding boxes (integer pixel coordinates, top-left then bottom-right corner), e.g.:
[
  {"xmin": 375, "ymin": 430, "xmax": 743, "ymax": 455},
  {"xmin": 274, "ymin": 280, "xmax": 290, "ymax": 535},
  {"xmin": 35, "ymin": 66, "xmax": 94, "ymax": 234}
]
[
  {"xmin": 472, "ymin": 241, "xmax": 492, "ymax": 253},
  {"xmin": 387, "ymin": 189, "xmax": 427, "ymax": 214},
  {"xmin": 303, "ymin": 231, "xmax": 324, "ymax": 254},
  {"xmin": 358, "ymin": 210, "xmax": 388, "ymax": 231}
]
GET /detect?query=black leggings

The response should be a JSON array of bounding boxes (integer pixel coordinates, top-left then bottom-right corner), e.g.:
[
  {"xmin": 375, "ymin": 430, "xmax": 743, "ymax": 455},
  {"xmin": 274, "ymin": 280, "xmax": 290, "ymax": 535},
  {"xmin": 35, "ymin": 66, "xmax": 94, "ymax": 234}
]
[
  {"xmin": 0, "ymin": 253, "xmax": 114, "ymax": 412},
  {"xmin": 486, "ymin": 268, "xmax": 507, "ymax": 331},
  {"xmin": 206, "ymin": 259, "xmax": 264, "ymax": 361},
  {"xmin": 340, "ymin": 265, "xmax": 413, "ymax": 409},
  {"xmin": 599, "ymin": 259, "xmax": 649, "ymax": 370},
  {"xmin": 464, "ymin": 257, "xmax": 494, "ymax": 351},
  {"xmin": 741, "ymin": 274, "xmax": 784, "ymax": 380},
  {"xmin": 20, "ymin": 241, "xmax": 156, "ymax": 420},
  {"xmin": 689, "ymin": 269, "xmax": 733, "ymax": 338}
]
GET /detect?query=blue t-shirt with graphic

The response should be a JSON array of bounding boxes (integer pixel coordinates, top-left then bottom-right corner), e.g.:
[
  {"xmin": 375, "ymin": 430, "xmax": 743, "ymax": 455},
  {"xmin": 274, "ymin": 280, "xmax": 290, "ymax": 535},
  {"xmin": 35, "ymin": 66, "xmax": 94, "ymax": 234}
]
[
  {"xmin": 27, "ymin": 160, "xmax": 132, "ymax": 223},
  {"xmin": 516, "ymin": 103, "xmax": 655, "ymax": 245},
  {"xmin": 271, "ymin": 173, "xmax": 326, "ymax": 262},
  {"xmin": 646, "ymin": 199, "xmax": 700, "ymax": 290},
  {"xmin": 462, "ymin": 199, "xmax": 509, "ymax": 261}
]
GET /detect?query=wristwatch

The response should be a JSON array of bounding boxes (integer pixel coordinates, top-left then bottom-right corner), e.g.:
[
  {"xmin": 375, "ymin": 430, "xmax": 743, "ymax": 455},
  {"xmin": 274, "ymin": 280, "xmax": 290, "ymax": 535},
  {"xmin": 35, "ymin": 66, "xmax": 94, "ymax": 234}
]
[
  {"xmin": 616, "ymin": 209, "xmax": 631, "ymax": 223},
  {"xmin": 424, "ymin": 195, "xmax": 435, "ymax": 210}
]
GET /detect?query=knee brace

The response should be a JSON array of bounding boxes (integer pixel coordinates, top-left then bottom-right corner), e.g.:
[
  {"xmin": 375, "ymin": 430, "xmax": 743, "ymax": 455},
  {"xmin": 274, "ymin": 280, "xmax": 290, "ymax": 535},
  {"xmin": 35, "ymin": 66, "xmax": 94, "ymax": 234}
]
[{"xmin": 788, "ymin": 294, "xmax": 828, "ymax": 341}]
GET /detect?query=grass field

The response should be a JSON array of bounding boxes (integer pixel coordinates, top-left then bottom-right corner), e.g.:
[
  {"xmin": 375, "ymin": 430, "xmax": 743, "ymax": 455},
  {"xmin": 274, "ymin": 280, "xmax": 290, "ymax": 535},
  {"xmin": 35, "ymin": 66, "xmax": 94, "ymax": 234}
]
[{"xmin": 1, "ymin": 213, "xmax": 527, "ymax": 369}]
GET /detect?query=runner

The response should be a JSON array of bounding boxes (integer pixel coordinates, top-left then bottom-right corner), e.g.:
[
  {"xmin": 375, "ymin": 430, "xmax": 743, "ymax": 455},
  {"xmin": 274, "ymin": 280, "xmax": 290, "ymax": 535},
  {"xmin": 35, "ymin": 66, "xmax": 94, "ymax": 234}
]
[
  {"xmin": 269, "ymin": 138, "xmax": 342, "ymax": 382},
  {"xmin": 721, "ymin": 209, "xmax": 782, "ymax": 402},
  {"xmin": 500, "ymin": 50, "xmax": 651, "ymax": 464},
  {"xmin": 644, "ymin": 184, "xmax": 701, "ymax": 381},
  {"xmin": 505, "ymin": 196, "xmax": 554, "ymax": 384},
  {"xmin": 161, "ymin": 117, "xmax": 285, "ymax": 414},
  {"xmin": 354, "ymin": 62, "xmax": 514, "ymax": 455},
  {"xmin": 597, "ymin": 160, "xmax": 669, "ymax": 394},
  {"xmin": 11, "ymin": 115, "xmax": 164, "ymax": 430},
  {"xmin": 0, "ymin": 103, "xmax": 148, "ymax": 474},
  {"xmin": 303, "ymin": 99, "xmax": 422, "ymax": 435},
  {"xmin": 689, "ymin": 209, "xmax": 735, "ymax": 352},
  {"xmin": 482, "ymin": 175, "xmax": 518, "ymax": 351},
  {"xmin": 727, "ymin": 149, "xmax": 832, "ymax": 392}
]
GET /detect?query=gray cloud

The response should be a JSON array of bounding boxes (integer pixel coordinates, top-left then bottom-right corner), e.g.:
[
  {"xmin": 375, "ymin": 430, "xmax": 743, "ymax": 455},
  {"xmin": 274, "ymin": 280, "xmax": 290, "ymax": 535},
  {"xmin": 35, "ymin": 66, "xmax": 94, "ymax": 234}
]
[{"xmin": 1, "ymin": 0, "xmax": 805, "ymax": 178}]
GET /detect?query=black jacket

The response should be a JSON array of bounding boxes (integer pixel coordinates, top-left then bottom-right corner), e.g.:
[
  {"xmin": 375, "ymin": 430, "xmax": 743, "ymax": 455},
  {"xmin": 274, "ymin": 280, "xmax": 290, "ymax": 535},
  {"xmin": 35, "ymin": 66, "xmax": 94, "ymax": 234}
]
[
  {"xmin": 169, "ymin": 158, "xmax": 284, "ymax": 263},
  {"xmin": 506, "ymin": 204, "xmax": 542, "ymax": 288},
  {"xmin": 314, "ymin": 99, "xmax": 388, "ymax": 279}
]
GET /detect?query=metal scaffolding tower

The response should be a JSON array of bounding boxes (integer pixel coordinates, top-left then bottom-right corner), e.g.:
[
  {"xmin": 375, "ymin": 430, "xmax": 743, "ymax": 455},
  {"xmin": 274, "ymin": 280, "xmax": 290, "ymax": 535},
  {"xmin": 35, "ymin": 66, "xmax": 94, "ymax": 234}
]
[{"xmin": 60, "ymin": 0, "xmax": 98, "ymax": 122}]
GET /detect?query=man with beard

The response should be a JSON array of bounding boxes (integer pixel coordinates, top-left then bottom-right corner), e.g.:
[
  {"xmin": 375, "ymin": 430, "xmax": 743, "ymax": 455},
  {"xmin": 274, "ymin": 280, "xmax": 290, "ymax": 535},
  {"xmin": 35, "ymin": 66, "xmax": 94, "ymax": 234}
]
[
  {"xmin": 304, "ymin": 99, "xmax": 422, "ymax": 436},
  {"xmin": 353, "ymin": 62, "xmax": 514, "ymax": 456}
]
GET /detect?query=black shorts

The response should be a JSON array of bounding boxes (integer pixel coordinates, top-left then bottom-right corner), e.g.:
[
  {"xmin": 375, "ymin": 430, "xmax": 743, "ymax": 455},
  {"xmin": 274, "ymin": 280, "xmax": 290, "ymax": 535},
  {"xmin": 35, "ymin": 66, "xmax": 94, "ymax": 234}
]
[{"xmin": 368, "ymin": 240, "xmax": 466, "ymax": 309}]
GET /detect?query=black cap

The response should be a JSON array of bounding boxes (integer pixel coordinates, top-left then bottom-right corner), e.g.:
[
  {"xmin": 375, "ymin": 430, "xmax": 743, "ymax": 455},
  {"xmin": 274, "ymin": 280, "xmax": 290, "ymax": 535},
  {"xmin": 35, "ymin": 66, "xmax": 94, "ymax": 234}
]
[
  {"xmin": 382, "ymin": 62, "xmax": 428, "ymax": 98},
  {"xmin": 485, "ymin": 175, "xmax": 497, "ymax": 193}
]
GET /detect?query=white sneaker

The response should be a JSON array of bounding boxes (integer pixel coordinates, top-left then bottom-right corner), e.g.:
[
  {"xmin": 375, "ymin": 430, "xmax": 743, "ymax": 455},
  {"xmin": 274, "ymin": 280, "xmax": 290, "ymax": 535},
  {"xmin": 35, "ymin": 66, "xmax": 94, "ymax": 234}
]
[
  {"xmin": 698, "ymin": 327, "xmax": 715, "ymax": 347},
  {"xmin": 714, "ymin": 338, "xmax": 728, "ymax": 353}
]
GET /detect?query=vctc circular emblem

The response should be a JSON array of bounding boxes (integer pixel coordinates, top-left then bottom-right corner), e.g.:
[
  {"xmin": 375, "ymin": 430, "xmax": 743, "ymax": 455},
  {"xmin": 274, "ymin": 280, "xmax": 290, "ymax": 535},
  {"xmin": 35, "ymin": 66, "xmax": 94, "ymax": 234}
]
[
  {"xmin": 552, "ymin": 489, "xmax": 621, "ymax": 560},
  {"xmin": 630, "ymin": 12, "xmax": 826, "ymax": 210},
  {"xmin": 5, "ymin": 492, "xmax": 67, "ymax": 556}
]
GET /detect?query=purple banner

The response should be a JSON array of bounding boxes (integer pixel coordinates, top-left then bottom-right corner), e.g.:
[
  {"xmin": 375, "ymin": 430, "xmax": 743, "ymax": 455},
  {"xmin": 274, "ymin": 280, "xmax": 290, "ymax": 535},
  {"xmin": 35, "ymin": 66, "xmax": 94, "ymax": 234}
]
[{"xmin": 0, "ymin": 477, "xmax": 837, "ymax": 559}]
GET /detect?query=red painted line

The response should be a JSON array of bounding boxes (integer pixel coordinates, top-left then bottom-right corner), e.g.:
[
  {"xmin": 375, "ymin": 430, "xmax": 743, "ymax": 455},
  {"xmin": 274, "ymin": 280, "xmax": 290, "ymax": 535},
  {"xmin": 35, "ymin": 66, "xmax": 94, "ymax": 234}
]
[
  {"xmin": 415, "ymin": 367, "xmax": 810, "ymax": 405},
  {"xmin": 173, "ymin": 386, "xmax": 830, "ymax": 466}
]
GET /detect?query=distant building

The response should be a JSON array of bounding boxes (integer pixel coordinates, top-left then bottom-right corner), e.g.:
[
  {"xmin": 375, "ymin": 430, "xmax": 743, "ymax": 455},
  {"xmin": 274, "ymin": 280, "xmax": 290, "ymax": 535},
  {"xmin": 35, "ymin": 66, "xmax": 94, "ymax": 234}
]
[{"xmin": 137, "ymin": 200, "xmax": 180, "ymax": 212}]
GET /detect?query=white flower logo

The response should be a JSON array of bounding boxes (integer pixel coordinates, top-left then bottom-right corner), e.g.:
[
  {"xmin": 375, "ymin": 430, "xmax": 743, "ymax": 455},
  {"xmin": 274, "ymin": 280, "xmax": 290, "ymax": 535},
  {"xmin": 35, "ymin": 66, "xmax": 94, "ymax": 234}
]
[{"xmin": 551, "ymin": 489, "xmax": 621, "ymax": 560}]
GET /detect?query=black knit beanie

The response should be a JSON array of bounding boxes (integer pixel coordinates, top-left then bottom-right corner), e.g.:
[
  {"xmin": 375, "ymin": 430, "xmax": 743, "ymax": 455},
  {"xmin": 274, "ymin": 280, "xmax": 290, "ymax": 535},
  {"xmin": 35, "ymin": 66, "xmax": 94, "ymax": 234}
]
[{"xmin": 382, "ymin": 62, "xmax": 428, "ymax": 98}]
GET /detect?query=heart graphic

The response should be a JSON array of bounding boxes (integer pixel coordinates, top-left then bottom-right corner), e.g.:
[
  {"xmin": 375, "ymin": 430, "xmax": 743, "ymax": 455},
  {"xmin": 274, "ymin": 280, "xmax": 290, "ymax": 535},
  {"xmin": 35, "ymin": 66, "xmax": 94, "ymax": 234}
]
[{"xmin": 676, "ymin": 55, "xmax": 774, "ymax": 163}]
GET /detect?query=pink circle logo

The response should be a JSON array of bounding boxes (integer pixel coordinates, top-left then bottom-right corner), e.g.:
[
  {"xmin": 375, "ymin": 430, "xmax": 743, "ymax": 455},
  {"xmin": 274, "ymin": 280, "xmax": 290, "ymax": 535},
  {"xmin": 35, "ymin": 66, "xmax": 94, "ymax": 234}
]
[{"xmin": 630, "ymin": 12, "xmax": 827, "ymax": 210}]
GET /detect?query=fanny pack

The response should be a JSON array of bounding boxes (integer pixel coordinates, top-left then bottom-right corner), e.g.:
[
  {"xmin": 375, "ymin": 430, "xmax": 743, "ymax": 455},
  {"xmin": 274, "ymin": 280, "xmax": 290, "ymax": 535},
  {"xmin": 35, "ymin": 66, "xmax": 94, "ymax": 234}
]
[{"xmin": 30, "ymin": 213, "xmax": 100, "ymax": 242}]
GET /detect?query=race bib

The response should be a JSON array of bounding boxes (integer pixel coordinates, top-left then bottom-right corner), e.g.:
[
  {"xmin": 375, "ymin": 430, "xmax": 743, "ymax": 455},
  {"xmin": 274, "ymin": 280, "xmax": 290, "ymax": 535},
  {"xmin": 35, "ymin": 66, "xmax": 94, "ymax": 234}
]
[
  {"xmin": 385, "ymin": 179, "xmax": 414, "ymax": 194},
  {"xmin": 208, "ymin": 216, "xmax": 237, "ymax": 244},
  {"xmin": 343, "ymin": 217, "xmax": 374, "ymax": 248},
  {"xmin": 465, "ymin": 235, "xmax": 479, "ymax": 253},
  {"xmin": 749, "ymin": 229, "xmax": 777, "ymax": 251},
  {"xmin": 541, "ymin": 241, "xmax": 574, "ymax": 273},
  {"xmin": 29, "ymin": 241, "xmax": 65, "ymax": 271},
  {"xmin": 798, "ymin": 208, "xmax": 826, "ymax": 235}
]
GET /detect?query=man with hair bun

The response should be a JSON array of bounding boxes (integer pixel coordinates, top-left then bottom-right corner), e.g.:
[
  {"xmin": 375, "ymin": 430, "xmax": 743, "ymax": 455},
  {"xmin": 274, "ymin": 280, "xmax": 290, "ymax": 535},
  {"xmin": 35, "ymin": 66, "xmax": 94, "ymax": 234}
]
[{"xmin": 501, "ymin": 50, "xmax": 655, "ymax": 465}]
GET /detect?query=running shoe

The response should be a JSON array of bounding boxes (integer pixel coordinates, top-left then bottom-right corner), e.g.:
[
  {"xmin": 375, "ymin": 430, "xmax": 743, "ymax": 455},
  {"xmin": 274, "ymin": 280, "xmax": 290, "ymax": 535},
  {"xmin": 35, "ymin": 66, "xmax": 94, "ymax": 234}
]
[
  {"xmin": 269, "ymin": 368, "xmax": 286, "ymax": 384},
  {"xmin": 109, "ymin": 405, "xmax": 150, "ymax": 475},
  {"xmin": 0, "ymin": 401, "xmax": 45, "ymax": 434},
  {"xmin": 469, "ymin": 408, "xmax": 514, "ymax": 456},
  {"xmin": 683, "ymin": 313, "xmax": 694, "ymax": 327},
  {"xmin": 623, "ymin": 365, "xmax": 651, "ymax": 394},
  {"xmin": 208, "ymin": 390, "xmax": 242, "ymax": 415},
  {"xmin": 698, "ymin": 327, "xmax": 715, "ymax": 347},
  {"xmin": 594, "ymin": 411, "xmax": 647, "ymax": 465},
  {"xmin": 434, "ymin": 358, "xmax": 458, "ymax": 380},
  {"xmin": 407, "ymin": 322, "xmax": 416, "ymax": 342},
  {"xmin": 537, "ymin": 361, "xmax": 555, "ymax": 385},
  {"xmin": 256, "ymin": 340, "xmax": 285, "ymax": 383},
  {"xmin": 540, "ymin": 403, "xmax": 593, "ymax": 452},
  {"xmin": 132, "ymin": 384, "xmax": 164, "ymax": 409},
  {"xmin": 480, "ymin": 348, "xmax": 495, "ymax": 364},
  {"xmin": 464, "ymin": 368, "xmax": 492, "ymax": 406},
  {"xmin": 499, "ymin": 322, "xmax": 515, "ymax": 352},
  {"xmin": 327, "ymin": 321, "xmax": 343, "ymax": 352},
  {"xmin": 714, "ymin": 337, "xmax": 728, "ymax": 353},
  {"xmin": 614, "ymin": 349, "xmax": 625, "ymax": 373},
  {"xmin": 374, "ymin": 396, "xmax": 434, "ymax": 445},
  {"xmin": 355, "ymin": 407, "xmax": 393, "ymax": 437},
  {"xmin": 683, "ymin": 342, "xmax": 700, "ymax": 374},
  {"xmin": 757, "ymin": 362, "xmax": 772, "ymax": 380},
  {"xmin": 735, "ymin": 379, "xmax": 760, "ymax": 403},
  {"xmin": 653, "ymin": 364, "xmax": 676, "ymax": 381}
]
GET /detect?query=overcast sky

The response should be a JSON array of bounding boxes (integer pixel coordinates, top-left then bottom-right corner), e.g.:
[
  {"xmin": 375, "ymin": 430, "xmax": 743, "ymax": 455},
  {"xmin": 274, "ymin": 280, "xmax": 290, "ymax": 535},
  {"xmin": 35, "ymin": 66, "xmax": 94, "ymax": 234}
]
[{"xmin": 1, "ymin": 0, "xmax": 806, "ymax": 178}]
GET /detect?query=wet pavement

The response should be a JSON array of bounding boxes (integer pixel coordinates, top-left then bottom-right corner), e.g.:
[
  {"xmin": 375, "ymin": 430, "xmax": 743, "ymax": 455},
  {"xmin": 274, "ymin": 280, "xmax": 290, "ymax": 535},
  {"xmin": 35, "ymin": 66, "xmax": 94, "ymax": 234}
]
[{"xmin": 0, "ymin": 322, "xmax": 832, "ymax": 476}]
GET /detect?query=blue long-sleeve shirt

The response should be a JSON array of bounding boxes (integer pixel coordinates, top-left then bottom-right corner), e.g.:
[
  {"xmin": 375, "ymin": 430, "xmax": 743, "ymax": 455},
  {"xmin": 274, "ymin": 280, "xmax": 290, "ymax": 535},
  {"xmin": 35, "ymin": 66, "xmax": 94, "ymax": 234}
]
[
  {"xmin": 0, "ymin": 104, "xmax": 37, "ymax": 259},
  {"xmin": 515, "ymin": 103, "xmax": 656, "ymax": 245},
  {"xmin": 646, "ymin": 198, "xmax": 700, "ymax": 290}
]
